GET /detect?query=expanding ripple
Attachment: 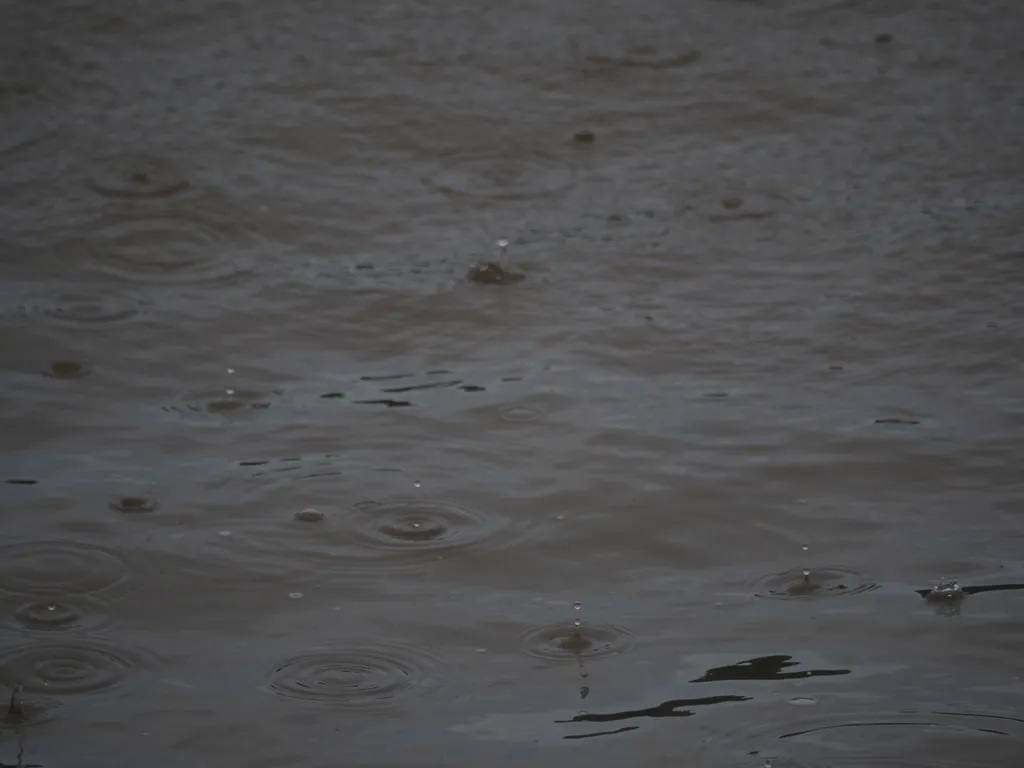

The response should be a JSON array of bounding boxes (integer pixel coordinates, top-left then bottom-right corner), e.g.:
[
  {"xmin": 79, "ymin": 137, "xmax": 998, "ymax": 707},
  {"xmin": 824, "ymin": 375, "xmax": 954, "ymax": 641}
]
[
  {"xmin": 41, "ymin": 360, "xmax": 92, "ymax": 380},
  {"xmin": 163, "ymin": 387, "xmax": 280, "ymax": 421},
  {"xmin": 266, "ymin": 640, "xmax": 442, "ymax": 711},
  {"xmin": 0, "ymin": 540, "xmax": 132, "ymax": 599},
  {"xmin": 732, "ymin": 709, "xmax": 1024, "ymax": 767},
  {"xmin": 84, "ymin": 207, "xmax": 262, "ymax": 285},
  {"xmin": 348, "ymin": 497, "xmax": 507, "ymax": 554},
  {"xmin": 753, "ymin": 567, "xmax": 880, "ymax": 600},
  {"xmin": 0, "ymin": 639, "xmax": 146, "ymax": 696},
  {"xmin": 497, "ymin": 405, "xmax": 545, "ymax": 423},
  {"xmin": 84, "ymin": 153, "xmax": 190, "ymax": 200},
  {"xmin": 519, "ymin": 624, "xmax": 635, "ymax": 663},
  {"xmin": 17, "ymin": 289, "xmax": 146, "ymax": 326},
  {"xmin": 109, "ymin": 495, "xmax": 159, "ymax": 514},
  {"xmin": 424, "ymin": 148, "xmax": 576, "ymax": 201},
  {"xmin": 11, "ymin": 596, "xmax": 110, "ymax": 633}
]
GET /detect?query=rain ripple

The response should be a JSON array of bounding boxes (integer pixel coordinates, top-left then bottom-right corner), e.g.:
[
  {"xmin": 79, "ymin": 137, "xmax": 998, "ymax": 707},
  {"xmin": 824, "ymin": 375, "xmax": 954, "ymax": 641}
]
[
  {"xmin": 0, "ymin": 639, "xmax": 150, "ymax": 696},
  {"xmin": 265, "ymin": 640, "xmax": 443, "ymax": 712}
]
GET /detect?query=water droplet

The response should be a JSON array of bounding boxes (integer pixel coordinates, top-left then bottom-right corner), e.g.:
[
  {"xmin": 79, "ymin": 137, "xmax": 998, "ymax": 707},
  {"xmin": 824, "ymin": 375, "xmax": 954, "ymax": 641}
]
[
  {"xmin": 573, "ymin": 618, "xmax": 581, "ymax": 628},
  {"xmin": 288, "ymin": 592, "xmax": 303, "ymax": 600},
  {"xmin": 802, "ymin": 568, "xmax": 811, "ymax": 579},
  {"xmin": 413, "ymin": 480, "xmax": 421, "ymax": 489},
  {"xmin": 801, "ymin": 544, "xmax": 809, "ymax": 552},
  {"xmin": 218, "ymin": 530, "xmax": 232, "ymax": 537},
  {"xmin": 227, "ymin": 367, "xmax": 235, "ymax": 374},
  {"xmin": 46, "ymin": 604, "xmax": 56, "ymax": 612},
  {"xmin": 412, "ymin": 521, "xmax": 421, "ymax": 529},
  {"xmin": 764, "ymin": 759, "xmax": 773, "ymax": 768},
  {"xmin": 573, "ymin": 601, "xmax": 581, "ymax": 611},
  {"xmin": 225, "ymin": 388, "xmax": 235, "ymax": 396}
]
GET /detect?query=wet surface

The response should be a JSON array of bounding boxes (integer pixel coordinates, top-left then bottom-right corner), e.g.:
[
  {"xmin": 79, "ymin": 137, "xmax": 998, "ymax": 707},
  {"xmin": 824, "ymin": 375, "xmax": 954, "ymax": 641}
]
[{"xmin": 2, "ymin": 0, "xmax": 1024, "ymax": 765}]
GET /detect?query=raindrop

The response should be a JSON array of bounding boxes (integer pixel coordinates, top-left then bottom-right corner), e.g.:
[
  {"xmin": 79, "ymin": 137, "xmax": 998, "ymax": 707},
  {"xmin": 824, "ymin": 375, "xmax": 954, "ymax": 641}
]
[
  {"xmin": 801, "ymin": 544, "xmax": 809, "ymax": 552},
  {"xmin": 413, "ymin": 480, "xmax": 421, "ymax": 489},
  {"xmin": 573, "ymin": 600, "xmax": 582, "ymax": 627},
  {"xmin": 801, "ymin": 568, "xmax": 811, "ymax": 579},
  {"xmin": 225, "ymin": 388, "xmax": 235, "ymax": 396}
]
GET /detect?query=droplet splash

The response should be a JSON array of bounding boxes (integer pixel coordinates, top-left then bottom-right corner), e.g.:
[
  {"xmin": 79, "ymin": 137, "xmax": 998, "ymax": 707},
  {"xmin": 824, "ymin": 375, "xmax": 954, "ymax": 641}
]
[{"xmin": 928, "ymin": 576, "xmax": 964, "ymax": 600}]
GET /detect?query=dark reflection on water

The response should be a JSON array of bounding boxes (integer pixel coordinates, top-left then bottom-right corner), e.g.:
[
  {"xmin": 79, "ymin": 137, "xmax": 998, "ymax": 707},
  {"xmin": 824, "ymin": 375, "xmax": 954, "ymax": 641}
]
[
  {"xmin": 2, "ymin": 0, "xmax": 1023, "ymax": 764},
  {"xmin": 691, "ymin": 655, "xmax": 851, "ymax": 684}
]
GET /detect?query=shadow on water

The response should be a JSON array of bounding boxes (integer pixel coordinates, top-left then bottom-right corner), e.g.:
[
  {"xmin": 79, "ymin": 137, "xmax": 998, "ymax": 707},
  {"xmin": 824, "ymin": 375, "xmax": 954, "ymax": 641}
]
[{"xmin": 555, "ymin": 655, "xmax": 849, "ymax": 734}]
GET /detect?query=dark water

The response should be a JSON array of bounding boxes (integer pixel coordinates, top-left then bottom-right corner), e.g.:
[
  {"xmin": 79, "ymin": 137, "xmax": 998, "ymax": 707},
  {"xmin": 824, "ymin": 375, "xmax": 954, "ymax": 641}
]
[{"xmin": 2, "ymin": 0, "xmax": 1023, "ymax": 765}]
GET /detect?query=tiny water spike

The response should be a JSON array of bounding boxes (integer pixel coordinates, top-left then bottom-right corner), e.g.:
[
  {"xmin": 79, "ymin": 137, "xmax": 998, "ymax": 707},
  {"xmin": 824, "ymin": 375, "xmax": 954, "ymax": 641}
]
[{"xmin": 496, "ymin": 238, "xmax": 509, "ymax": 269}]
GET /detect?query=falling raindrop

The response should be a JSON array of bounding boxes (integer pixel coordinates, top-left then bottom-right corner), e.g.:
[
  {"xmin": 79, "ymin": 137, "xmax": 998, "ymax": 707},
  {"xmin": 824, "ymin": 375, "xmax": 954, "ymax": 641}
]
[
  {"xmin": 573, "ymin": 600, "xmax": 582, "ymax": 628},
  {"xmin": 801, "ymin": 544, "xmax": 809, "ymax": 552},
  {"xmin": 801, "ymin": 568, "xmax": 811, "ymax": 580},
  {"xmin": 413, "ymin": 480, "xmax": 421, "ymax": 489}
]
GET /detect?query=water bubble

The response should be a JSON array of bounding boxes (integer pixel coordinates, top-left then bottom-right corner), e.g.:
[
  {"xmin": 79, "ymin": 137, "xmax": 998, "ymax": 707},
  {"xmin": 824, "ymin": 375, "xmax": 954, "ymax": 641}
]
[{"xmin": 293, "ymin": 508, "xmax": 324, "ymax": 523}]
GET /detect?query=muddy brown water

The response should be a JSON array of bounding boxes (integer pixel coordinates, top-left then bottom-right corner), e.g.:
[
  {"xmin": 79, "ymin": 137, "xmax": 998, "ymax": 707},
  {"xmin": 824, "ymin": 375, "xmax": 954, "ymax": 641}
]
[{"xmin": 1, "ymin": 0, "xmax": 1023, "ymax": 766}]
